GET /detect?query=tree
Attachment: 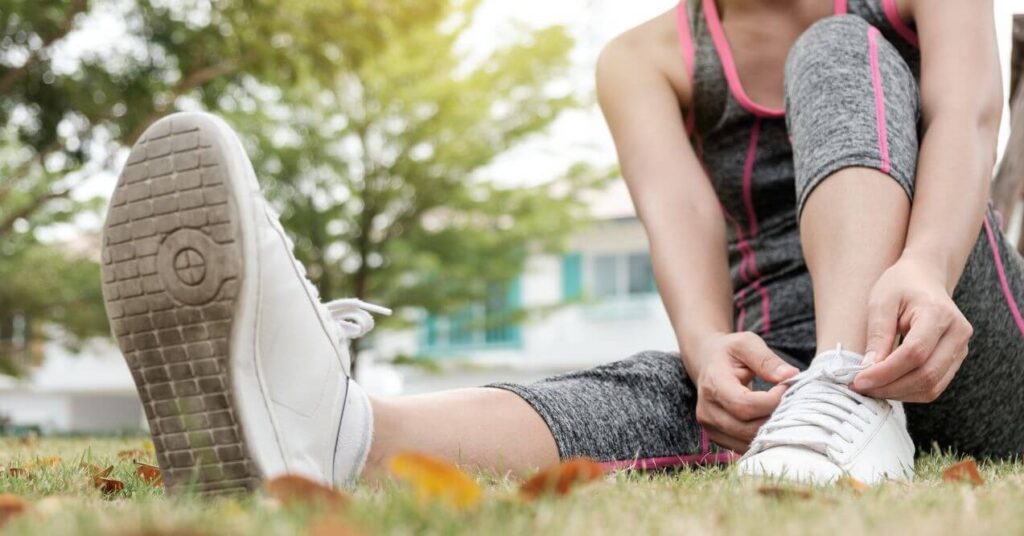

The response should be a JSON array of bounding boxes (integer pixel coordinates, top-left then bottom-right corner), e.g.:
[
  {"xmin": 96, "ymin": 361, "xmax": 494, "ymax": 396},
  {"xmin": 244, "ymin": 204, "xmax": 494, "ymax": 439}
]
[
  {"xmin": 0, "ymin": 0, "xmax": 449, "ymax": 367},
  {"xmin": 1, "ymin": 0, "xmax": 604, "ymax": 372},
  {"xmin": 233, "ymin": 0, "xmax": 605, "ymax": 370}
]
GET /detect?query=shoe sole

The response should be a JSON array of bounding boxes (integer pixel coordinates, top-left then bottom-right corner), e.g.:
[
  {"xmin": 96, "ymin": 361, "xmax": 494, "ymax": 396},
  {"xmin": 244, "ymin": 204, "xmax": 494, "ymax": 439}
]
[{"xmin": 100, "ymin": 113, "xmax": 262, "ymax": 495}]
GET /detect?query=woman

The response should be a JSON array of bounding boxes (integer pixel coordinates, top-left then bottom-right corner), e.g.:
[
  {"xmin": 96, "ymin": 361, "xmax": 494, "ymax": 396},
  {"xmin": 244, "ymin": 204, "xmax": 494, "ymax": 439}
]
[{"xmin": 102, "ymin": 0, "xmax": 1015, "ymax": 494}]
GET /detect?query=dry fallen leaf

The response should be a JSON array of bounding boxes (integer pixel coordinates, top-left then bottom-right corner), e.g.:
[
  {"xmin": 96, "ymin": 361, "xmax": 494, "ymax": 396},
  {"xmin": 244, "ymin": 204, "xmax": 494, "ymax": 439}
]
[
  {"xmin": 86, "ymin": 465, "xmax": 124, "ymax": 495},
  {"xmin": 264, "ymin": 475, "xmax": 349, "ymax": 508},
  {"xmin": 0, "ymin": 494, "xmax": 30, "ymax": 527},
  {"xmin": 942, "ymin": 459, "xmax": 984, "ymax": 487},
  {"xmin": 836, "ymin": 476, "xmax": 870, "ymax": 494},
  {"xmin": 2, "ymin": 468, "xmax": 29, "ymax": 479},
  {"xmin": 136, "ymin": 463, "xmax": 163, "ymax": 486},
  {"xmin": 756, "ymin": 485, "xmax": 813, "ymax": 500},
  {"xmin": 95, "ymin": 477, "xmax": 125, "ymax": 495},
  {"xmin": 520, "ymin": 459, "xmax": 607, "ymax": 500},
  {"xmin": 388, "ymin": 452, "xmax": 482, "ymax": 509}
]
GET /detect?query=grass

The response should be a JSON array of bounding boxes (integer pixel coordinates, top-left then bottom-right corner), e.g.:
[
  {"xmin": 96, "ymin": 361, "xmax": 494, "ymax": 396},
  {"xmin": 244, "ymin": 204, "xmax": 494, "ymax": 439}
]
[{"xmin": 0, "ymin": 437, "xmax": 1022, "ymax": 535}]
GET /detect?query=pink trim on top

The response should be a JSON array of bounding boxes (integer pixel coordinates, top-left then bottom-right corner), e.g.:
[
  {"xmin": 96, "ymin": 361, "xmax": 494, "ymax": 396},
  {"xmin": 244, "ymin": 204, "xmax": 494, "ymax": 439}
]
[
  {"xmin": 721, "ymin": 199, "xmax": 771, "ymax": 333},
  {"xmin": 600, "ymin": 452, "xmax": 740, "ymax": 472},
  {"xmin": 675, "ymin": 1, "xmax": 700, "ymax": 138},
  {"xmin": 677, "ymin": 1, "xmax": 699, "ymax": 137},
  {"xmin": 882, "ymin": 0, "xmax": 919, "ymax": 48},
  {"xmin": 868, "ymin": 27, "xmax": 891, "ymax": 174},
  {"xmin": 676, "ymin": 0, "xmax": 695, "ymax": 83},
  {"xmin": 834, "ymin": 0, "xmax": 848, "ymax": 15},
  {"xmin": 702, "ymin": 0, "xmax": 785, "ymax": 118},
  {"xmin": 983, "ymin": 217, "xmax": 1024, "ymax": 338}
]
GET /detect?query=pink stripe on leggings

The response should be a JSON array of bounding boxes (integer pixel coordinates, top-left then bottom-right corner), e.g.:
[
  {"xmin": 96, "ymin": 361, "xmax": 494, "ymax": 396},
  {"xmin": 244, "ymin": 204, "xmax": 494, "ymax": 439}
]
[
  {"xmin": 983, "ymin": 217, "xmax": 1024, "ymax": 338},
  {"xmin": 868, "ymin": 27, "xmax": 891, "ymax": 174},
  {"xmin": 600, "ymin": 452, "xmax": 740, "ymax": 472}
]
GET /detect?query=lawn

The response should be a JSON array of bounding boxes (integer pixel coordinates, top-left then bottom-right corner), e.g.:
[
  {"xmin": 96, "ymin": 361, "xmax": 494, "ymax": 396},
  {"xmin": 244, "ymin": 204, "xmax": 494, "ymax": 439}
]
[{"xmin": 0, "ymin": 437, "xmax": 1021, "ymax": 535}]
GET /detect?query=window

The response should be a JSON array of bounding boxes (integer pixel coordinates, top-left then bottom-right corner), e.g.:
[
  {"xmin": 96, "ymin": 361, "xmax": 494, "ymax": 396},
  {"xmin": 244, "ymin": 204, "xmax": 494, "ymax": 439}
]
[
  {"xmin": 422, "ymin": 279, "xmax": 522, "ymax": 352},
  {"xmin": 583, "ymin": 252, "xmax": 657, "ymax": 299},
  {"xmin": 593, "ymin": 255, "xmax": 620, "ymax": 298},
  {"xmin": 628, "ymin": 253, "xmax": 657, "ymax": 294}
]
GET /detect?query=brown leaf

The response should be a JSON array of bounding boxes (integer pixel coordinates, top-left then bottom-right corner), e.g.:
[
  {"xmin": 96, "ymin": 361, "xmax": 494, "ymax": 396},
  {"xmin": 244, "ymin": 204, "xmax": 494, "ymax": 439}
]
[
  {"xmin": 95, "ymin": 477, "xmax": 125, "ymax": 495},
  {"xmin": 135, "ymin": 463, "xmax": 163, "ymax": 486},
  {"xmin": 388, "ymin": 452, "xmax": 482, "ymax": 509},
  {"xmin": 0, "ymin": 494, "xmax": 31, "ymax": 527},
  {"xmin": 942, "ymin": 459, "xmax": 984, "ymax": 487},
  {"xmin": 118, "ymin": 449, "xmax": 149, "ymax": 460},
  {"xmin": 89, "ymin": 465, "xmax": 123, "ymax": 495},
  {"xmin": 836, "ymin": 476, "xmax": 870, "ymax": 494},
  {"xmin": 756, "ymin": 485, "xmax": 813, "ymax": 500},
  {"xmin": 83, "ymin": 464, "xmax": 114, "ymax": 479},
  {"xmin": 520, "ymin": 459, "xmax": 607, "ymax": 500},
  {"xmin": 2, "ymin": 467, "xmax": 30, "ymax": 479},
  {"xmin": 264, "ymin": 475, "xmax": 349, "ymax": 508}
]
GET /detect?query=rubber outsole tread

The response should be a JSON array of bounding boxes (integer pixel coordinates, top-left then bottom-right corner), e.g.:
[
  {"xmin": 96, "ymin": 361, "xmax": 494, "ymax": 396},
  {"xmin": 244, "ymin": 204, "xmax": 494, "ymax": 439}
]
[{"xmin": 100, "ymin": 115, "xmax": 260, "ymax": 496}]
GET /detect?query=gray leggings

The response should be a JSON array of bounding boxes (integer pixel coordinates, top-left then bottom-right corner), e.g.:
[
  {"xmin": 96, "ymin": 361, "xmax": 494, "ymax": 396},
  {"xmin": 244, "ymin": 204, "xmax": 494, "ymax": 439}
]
[{"xmin": 492, "ymin": 16, "xmax": 1024, "ymax": 465}]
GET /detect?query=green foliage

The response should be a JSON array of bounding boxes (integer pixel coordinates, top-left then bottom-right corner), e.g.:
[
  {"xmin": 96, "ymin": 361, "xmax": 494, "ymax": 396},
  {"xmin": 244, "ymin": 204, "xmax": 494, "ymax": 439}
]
[
  {"xmin": 1, "ymin": 0, "xmax": 603, "ymax": 369},
  {"xmin": 236, "ymin": 0, "xmax": 605, "ymax": 327}
]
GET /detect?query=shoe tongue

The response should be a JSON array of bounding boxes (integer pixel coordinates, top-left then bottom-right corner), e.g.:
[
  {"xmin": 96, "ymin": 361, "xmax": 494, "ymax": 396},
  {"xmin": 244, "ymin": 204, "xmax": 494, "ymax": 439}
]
[
  {"xmin": 807, "ymin": 348, "xmax": 866, "ymax": 384},
  {"xmin": 757, "ymin": 348, "xmax": 867, "ymax": 457}
]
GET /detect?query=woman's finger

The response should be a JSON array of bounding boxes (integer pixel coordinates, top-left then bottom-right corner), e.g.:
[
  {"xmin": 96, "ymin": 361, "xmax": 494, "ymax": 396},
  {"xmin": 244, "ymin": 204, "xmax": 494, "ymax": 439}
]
[
  {"xmin": 861, "ymin": 330, "xmax": 963, "ymax": 401},
  {"xmin": 852, "ymin": 309, "xmax": 945, "ymax": 392},
  {"xmin": 863, "ymin": 290, "xmax": 901, "ymax": 365},
  {"xmin": 716, "ymin": 378, "xmax": 786, "ymax": 421}
]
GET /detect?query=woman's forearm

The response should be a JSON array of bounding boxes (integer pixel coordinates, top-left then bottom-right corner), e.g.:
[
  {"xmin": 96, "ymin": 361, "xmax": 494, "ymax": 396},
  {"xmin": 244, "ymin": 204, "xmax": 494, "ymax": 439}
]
[
  {"xmin": 902, "ymin": 112, "xmax": 999, "ymax": 292},
  {"xmin": 644, "ymin": 200, "xmax": 734, "ymax": 377},
  {"xmin": 903, "ymin": 0, "xmax": 1002, "ymax": 292}
]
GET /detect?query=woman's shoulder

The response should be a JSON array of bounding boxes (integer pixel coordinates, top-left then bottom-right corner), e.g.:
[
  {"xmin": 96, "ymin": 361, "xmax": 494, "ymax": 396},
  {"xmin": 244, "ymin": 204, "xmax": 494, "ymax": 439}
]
[{"xmin": 597, "ymin": 9, "xmax": 691, "ymax": 108}]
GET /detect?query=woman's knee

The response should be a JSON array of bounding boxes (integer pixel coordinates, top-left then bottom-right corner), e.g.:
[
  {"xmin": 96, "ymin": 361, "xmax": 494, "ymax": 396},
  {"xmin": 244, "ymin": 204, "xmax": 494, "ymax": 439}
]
[{"xmin": 785, "ymin": 15, "xmax": 921, "ymax": 218}]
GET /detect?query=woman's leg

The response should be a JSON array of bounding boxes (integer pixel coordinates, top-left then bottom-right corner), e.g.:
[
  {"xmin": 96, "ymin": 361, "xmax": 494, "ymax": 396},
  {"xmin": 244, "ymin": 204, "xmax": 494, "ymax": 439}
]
[
  {"xmin": 363, "ymin": 388, "xmax": 559, "ymax": 480},
  {"xmin": 785, "ymin": 16, "xmax": 920, "ymax": 355},
  {"xmin": 360, "ymin": 351, "xmax": 730, "ymax": 480},
  {"xmin": 786, "ymin": 15, "xmax": 1024, "ymax": 459}
]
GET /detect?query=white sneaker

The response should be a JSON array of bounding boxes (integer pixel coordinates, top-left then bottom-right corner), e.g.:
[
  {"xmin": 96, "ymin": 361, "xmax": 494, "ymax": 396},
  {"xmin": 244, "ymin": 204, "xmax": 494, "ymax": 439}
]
[
  {"xmin": 100, "ymin": 112, "xmax": 389, "ymax": 494},
  {"xmin": 736, "ymin": 345, "xmax": 915, "ymax": 484}
]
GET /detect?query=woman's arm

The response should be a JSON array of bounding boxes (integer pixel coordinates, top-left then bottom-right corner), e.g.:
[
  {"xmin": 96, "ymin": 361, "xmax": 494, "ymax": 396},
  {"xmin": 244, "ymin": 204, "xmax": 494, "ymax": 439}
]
[
  {"xmin": 596, "ymin": 34, "xmax": 732, "ymax": 364},
  {"xmin": 904, "ymin": 0, "xmax": 1002, "ymax": 289},
  {"xmin": 854, "ymin": 0, "xmax": 1002, "ymax": 400},
  {"xmin": 597, "ymin": 31, "xmax": 797, "ymax": 451}
]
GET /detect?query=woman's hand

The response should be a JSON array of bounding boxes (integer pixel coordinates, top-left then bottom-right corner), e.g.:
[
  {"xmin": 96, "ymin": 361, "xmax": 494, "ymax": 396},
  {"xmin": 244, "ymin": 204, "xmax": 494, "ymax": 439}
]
[
  {"xmin": 852, "ymin": 257, "xmax": 973, "ymax": 402},
  {"xmin": 691, "ymin": 332, "xmax": 800, "ymax": 452}
]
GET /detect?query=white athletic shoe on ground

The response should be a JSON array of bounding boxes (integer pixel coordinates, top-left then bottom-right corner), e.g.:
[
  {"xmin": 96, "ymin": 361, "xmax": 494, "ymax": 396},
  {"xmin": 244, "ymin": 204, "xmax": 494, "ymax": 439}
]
[
  {"xmin": 100, "ymin": 112, "xmax": 389, "ymax": 495},
  {"xmin": 736, "ymin": 345, "xmax": 915, "ymax": 485}
]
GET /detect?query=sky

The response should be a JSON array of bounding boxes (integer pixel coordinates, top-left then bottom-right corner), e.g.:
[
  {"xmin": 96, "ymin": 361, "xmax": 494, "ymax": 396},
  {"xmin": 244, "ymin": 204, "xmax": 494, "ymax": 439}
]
[{"xmin": 58, "ymin": 0, "xmax": 1024, "ymax": 232}]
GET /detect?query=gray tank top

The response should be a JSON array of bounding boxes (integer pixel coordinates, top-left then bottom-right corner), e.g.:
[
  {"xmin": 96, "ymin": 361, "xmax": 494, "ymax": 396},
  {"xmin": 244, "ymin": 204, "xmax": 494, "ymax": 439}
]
[{"xmin": 675, "ymin": 0, "xmax": 921, "ymax": 343}]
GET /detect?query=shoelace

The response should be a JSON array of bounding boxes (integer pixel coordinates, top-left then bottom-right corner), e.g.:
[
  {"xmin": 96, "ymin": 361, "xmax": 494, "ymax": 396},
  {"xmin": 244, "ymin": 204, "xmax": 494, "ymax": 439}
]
[
  {"xmin": 262, "ymin": 200, "xmax": 392, "ymax": 342},
  {"xmin": 747, "ymin": 345, "xmax": 877, "ymax": 459}
]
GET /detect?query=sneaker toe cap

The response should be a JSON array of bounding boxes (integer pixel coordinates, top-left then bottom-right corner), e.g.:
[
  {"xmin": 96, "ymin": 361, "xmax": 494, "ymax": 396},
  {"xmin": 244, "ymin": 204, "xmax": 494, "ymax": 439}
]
[{"xmin": 736, "ymin": 447, "xmax": 844, "ymax": 484}]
